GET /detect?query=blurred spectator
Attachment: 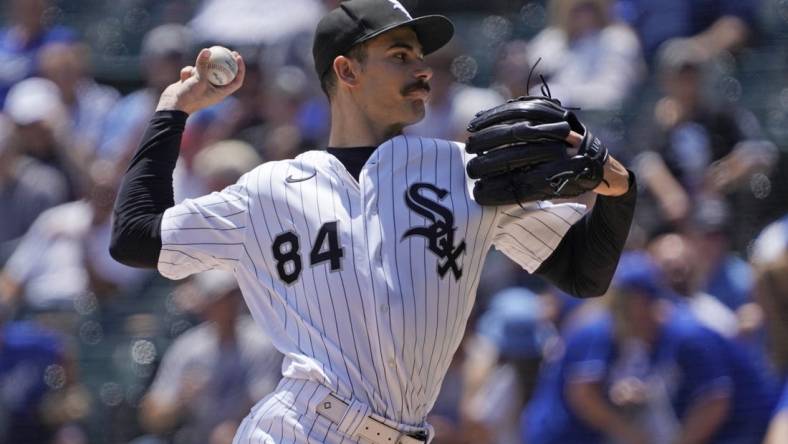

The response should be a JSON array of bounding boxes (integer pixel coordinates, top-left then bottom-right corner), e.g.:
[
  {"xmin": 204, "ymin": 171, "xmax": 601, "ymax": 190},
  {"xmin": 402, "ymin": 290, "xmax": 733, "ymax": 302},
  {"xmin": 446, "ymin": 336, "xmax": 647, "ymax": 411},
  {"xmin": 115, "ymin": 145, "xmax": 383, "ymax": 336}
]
[
  {"xmin": 206, "ymin": 58, "xmax": 320, "ymax": 161},
  {"xmin": 648, "ymin": 231, "xmax": 740, "ymax": 337},
  {"xmin": 753, "ymin": 251, "xmax": 788, "ymax": 443},
  {"xmin": 539, "ymin": 285, "xmax": 608, "ymax": 337},
  {"xmin": 0, "ymin": 319, "xmax": 89, "ymax": 443},
  {"xmin": 751, "ymin": 217, "xmax": 788, "ymax": 441},
  {"xmin": 4, "ymin": 76, "xmax": 81, "ymax": 199},
  {"xmin": 406, "ymin": 42, "xmax": 461, "ymax": 140},
  {"xmin": 175, "ymin": 138, "xmax": 262, "ymax": 200},
  {"xmin": 95, "ymin": 24, "xmax": 194, "ymax": 163},
  {"xmin": 204, "ymin": 58, "xmax": 324, "ymax": 161},
  {"xmin": 447, "ymin": 87, "xmax": 506, "ymax": 142},
  {"xmin": 200, "ymin": 49, "xmax": 269, "ymax": 148},
  {"xmin": 527, "ymin": 0, "xmax": 644, "ymax": 110},
  {"xmin": 428, "ymin": 336, "xmax": 477, "ymax": 444},
  {"xmin": 188, "ymin": 0, "xmax": 324, "ymax": 47},
  {"xmin": 461, "ymin": 287, "xmax": 556, "ymax": 444},
  {"xmin": 751, "ymin": 214, "xmax": 788, "ymax": 266},
  {"xmin": 521, "ymin": 253, "xmax": 775, "ymax": 444},
  {"xmin": 0, "ymin": 112, "xmax": 68, "ymax": 265},
  {"xmin": 259, "ymin": 65, "xmax": 315, "ymax": 159},
  {"xmin": 0, "ymin": 161, "xmax": 148, "ymax": 315},
  {"xmin": 615, "ymin": 0, "xmax": 758, "ymax": 63},
  {"xmin": 685, "ymin": 199, "xmax": 753, "ymax": 311},
  {"xmin": 190, "ymin": 139, "xmax": 262, "ymax": 194},
  {"xmin": 0, "ymin": 0, "xmax": 77, "ymax": 105},
  {"xmin": 634, "ymin": 40, "xmax": 777, "ymax": 247},
  {"xmin": 38, "ymin": 41, "xmax": 120, "ymax": 163},
  {"xmin": 138, "ymin": 270, "xmax": 282, "ymax": 444},
  {"xmin": 412, "ymin": 0, "xmax": 523, "ymax": 15},
  {"xmin": 408, "ymin": 42, "xmax": 504, "ymax": 141},
  {"xmin": 490, "ymin": 39, "xmax": 532, "ymax": 100}
]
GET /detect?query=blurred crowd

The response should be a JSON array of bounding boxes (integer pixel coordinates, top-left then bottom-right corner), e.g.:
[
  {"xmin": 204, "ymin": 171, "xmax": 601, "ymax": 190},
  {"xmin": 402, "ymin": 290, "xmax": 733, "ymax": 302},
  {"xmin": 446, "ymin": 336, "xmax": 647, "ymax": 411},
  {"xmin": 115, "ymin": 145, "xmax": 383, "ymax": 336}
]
[{"xmin": 0, "ymin": 0, "xmax": 787, "ymax": 443}]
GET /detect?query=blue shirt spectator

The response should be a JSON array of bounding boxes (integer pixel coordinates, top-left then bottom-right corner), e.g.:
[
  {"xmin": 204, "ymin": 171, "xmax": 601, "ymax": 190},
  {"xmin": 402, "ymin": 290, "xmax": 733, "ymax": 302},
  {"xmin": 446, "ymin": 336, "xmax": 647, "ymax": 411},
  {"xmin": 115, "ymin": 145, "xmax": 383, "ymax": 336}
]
[
  {"xmin": 0, "ymin": 0, "xmax": 76, "ymax": 106},
  {"xmin": 615, "ymin": 0, "xmax": 759, "ymax": 61},
  {"xmin": 705, "ymin": 254, "xmax": 753, "ymax": 310},
  {"xmin": 522, "ymin": 308, "xmax": 775, "ymax": 444},
  {"xmin": 776, "ymin": 382, "xmax": 788, "ymax": 416},
  {"xmin": 95, "ymin": 88, "xmax": 161, "ymax": 162},
  {"xmin": 0, "ymin": 321, "xmax": 65, "ymax": 443},
  {"xmin": 38, "ymin": 41, "xmax": 120, "ymax": 160},
  {"xmin": 0, "ymin": 113, "xmax": 69, "ymax": 264},
  {"xmin": 762, "ymin": 381, "xmax": 788, "ymax": 443}
]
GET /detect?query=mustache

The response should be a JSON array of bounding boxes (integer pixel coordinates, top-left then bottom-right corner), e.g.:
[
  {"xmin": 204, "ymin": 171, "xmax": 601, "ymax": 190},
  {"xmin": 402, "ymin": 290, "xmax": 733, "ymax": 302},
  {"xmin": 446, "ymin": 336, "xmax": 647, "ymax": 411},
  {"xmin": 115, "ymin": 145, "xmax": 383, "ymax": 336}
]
[{"xmin": 401, "ymin": 80, "xmax": 431, "ymax": 96}]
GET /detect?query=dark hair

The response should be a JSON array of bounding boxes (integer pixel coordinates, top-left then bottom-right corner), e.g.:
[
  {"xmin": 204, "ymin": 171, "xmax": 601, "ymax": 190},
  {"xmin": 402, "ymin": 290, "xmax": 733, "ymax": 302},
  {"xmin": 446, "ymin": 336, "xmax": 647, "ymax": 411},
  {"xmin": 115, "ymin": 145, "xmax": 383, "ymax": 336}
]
[{"xmin": 319, "ymin": 43, "xmax": 369, "ymax": 99}]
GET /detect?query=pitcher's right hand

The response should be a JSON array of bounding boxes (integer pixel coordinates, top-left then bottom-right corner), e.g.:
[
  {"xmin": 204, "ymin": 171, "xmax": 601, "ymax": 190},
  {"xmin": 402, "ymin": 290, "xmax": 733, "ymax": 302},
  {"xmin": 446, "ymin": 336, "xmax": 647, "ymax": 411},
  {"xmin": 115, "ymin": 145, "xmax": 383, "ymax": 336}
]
[{"xmin": 156, "ymin": 48, "xmax": 245, "ymax": 115}]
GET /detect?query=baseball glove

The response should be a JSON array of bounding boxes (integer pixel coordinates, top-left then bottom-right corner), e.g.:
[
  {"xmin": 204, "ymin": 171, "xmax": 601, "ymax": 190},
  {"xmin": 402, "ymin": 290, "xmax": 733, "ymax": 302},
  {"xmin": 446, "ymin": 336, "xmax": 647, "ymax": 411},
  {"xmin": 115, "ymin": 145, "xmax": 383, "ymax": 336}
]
[{"xmin": 465, "ymin": 96, "xmax": 609, "ymax": 206}]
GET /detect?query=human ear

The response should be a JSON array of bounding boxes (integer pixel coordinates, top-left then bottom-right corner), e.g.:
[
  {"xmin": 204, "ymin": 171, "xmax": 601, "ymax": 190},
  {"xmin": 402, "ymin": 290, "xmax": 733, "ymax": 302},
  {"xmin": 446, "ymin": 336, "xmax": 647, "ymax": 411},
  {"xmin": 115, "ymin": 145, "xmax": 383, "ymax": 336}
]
[{"xmin": 334, "ymin": 56, "xmax": 360, "ymax": 87}]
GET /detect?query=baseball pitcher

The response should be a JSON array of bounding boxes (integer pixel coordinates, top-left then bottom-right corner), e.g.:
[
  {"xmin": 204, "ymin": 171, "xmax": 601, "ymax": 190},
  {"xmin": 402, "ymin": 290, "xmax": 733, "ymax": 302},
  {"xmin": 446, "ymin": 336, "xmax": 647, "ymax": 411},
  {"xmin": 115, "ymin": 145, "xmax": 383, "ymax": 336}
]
[{"xmin": 110, "ymin": 1, "xmax": 636, "ymax": 443}]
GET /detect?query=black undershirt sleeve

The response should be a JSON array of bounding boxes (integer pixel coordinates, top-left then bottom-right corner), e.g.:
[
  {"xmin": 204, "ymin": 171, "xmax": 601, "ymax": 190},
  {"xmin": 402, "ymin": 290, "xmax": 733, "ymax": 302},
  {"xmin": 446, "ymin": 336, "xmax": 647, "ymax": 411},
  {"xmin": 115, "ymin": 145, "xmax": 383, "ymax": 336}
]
[
  {"xmin": 109, "ymin": 110, "xmax": 188, "ymax": 268},
  {"xmin": 534, "ymin": 172, "xmax": 637, "ymax": 298}
]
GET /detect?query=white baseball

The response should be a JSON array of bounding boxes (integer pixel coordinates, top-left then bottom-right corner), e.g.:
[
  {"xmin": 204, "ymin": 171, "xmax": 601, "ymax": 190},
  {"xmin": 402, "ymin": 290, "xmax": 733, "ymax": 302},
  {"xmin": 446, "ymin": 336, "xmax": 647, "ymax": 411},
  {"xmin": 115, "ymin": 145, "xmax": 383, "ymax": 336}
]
[{"xmin": 205, "ymin": 45, "xmax": 238, "ymax": 86}]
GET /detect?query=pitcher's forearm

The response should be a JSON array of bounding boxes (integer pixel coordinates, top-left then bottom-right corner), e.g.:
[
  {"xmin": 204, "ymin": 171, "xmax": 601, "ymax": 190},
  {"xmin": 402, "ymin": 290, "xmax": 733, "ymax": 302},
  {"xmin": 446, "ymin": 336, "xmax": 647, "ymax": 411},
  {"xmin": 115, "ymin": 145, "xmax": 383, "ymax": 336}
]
[{"xmin": 109, "ymin": 111, "xmax": 187, "ymax": 268}]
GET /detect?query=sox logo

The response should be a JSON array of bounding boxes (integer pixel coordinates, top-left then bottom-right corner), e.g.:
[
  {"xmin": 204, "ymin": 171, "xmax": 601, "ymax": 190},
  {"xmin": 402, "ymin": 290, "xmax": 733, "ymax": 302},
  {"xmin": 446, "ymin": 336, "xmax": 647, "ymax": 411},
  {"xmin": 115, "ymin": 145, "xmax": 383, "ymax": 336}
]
[
  {"xmin": 385, "ymin": 0, "xmax": 412, "ymax": 18},
  {"xmin": 402, "ymin": 182, "xmax": 466, "ymax": 280}
]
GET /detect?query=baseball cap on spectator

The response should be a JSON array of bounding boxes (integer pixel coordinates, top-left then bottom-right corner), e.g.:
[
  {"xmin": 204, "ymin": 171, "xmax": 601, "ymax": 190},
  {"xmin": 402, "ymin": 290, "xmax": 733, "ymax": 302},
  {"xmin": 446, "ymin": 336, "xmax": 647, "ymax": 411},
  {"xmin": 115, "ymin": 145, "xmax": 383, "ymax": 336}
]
[
  {"xmin": 193, "ymin": 139, "xmax": 262, "ymax": 184},
  {"xmin": 3, "ymin": 77, "xmax": 66, "ymax": 126},
  {"xmin": 656, "ymin": 38, "xmax": 706, "ymax": 74},
  {"xmin": 141, "ymin": 23, "xmax": 193, "ymax": 59},
  {"xmin": 176, "ymin": 270, "xmax": 239, "ymax": 313},
  {"xmin": 611, "ymin": 252, "xmax": 671, "ymax": 300},
  {"xmin": 312, "ymin": 0, "xmax": 454, "ymax": 79},
  {"xmin": 450, "ymin": 87, "xmax": 505, "ymax": 137},
  {"xmin": 751, "ymin": 215, "xmax": 788, "ymax": 266},
  {"xmin": 476, "ymin": 287, "xmax": 555, "ymax": 360},
  {"xmin": 690, "ymin": 197, "xmax": 730, "ymax": 234},
  {"xmin": 272, "ymin": 65, "xmax": 309, "ymax": 99}
]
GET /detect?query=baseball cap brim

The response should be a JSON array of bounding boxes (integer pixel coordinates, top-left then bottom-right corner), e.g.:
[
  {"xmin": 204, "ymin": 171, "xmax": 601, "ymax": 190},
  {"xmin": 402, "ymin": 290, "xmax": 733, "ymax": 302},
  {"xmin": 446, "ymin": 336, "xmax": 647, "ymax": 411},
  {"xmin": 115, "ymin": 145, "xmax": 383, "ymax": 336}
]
[{"xmin": 353, "ymin": 14, "xmax": 454, "ymax": 57}]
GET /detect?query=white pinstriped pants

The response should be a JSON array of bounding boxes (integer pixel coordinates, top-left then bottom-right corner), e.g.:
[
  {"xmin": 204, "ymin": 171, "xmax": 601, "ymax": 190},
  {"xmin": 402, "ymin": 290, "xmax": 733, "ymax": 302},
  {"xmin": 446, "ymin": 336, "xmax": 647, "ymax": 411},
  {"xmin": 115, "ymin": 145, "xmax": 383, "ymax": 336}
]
[{"xmin": 232, "ymin": 378, "xmax": 431, "ymax": 444}]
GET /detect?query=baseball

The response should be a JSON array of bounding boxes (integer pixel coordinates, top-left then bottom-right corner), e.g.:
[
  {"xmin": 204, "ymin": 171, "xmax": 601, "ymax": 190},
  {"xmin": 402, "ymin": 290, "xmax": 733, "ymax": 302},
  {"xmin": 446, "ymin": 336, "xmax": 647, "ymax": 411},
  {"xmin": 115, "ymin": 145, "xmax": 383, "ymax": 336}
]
[{"xmin": 205, "ymin": 45, "xmax": 238, "ymax": 86}]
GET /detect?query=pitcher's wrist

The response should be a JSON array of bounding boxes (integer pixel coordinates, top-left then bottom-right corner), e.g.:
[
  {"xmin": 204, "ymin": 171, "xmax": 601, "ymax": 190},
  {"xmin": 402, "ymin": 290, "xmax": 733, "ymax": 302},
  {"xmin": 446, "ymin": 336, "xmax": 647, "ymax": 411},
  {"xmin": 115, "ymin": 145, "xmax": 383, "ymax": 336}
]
[{"xmin": 156, "ymin": 93, "xmax": 192, "ymax": 114}]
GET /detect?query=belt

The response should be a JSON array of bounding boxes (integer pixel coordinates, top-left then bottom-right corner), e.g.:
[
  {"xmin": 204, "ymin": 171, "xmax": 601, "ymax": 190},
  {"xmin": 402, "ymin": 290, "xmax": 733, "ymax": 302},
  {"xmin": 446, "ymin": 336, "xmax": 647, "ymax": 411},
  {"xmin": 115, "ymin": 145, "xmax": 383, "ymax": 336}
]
[{"xmin": 316, "ymin": 393, "xmax": 427, "ymax": 444}]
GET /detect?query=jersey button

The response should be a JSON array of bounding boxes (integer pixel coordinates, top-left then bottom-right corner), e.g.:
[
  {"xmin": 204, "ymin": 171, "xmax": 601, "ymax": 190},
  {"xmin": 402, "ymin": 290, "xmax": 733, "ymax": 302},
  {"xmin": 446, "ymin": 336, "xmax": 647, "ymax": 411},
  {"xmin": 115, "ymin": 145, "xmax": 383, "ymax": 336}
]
[
  {"xmin": 379, "ymin": 304, "xmax": 388, "ymax": 314},
  {"xmin": 387, "ymin": 359, "xmax": 396, "ymax": 369}
]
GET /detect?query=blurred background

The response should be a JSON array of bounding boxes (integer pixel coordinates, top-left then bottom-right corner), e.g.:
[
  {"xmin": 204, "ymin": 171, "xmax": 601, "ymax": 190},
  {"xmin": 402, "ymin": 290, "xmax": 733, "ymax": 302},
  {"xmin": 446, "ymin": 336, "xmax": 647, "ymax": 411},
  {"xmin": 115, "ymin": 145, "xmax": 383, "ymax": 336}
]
[{"xmin": 0, "ymin": 0, "xmax": 787, "ymax": 443}]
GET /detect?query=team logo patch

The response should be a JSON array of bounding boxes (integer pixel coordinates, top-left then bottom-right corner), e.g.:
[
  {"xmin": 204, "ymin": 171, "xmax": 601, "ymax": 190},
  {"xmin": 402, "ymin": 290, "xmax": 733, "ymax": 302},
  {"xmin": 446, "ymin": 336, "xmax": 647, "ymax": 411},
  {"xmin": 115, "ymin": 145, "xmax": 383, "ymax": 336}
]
[
  {"xmin": 402, "ymin": 183, "xmax": 466, "ymax": 280},
  {"xmin": 385, "ymin": 0, "xmax": 412, "ymax": 18}
]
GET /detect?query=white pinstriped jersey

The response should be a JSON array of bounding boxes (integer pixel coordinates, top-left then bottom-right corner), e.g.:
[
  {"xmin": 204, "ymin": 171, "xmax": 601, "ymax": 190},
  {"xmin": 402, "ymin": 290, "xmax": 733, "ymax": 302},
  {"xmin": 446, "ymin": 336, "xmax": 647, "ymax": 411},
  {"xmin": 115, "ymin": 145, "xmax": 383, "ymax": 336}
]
[{"xmin": 158, "ymin": 135, "xmax": 586, "ymax": 428}]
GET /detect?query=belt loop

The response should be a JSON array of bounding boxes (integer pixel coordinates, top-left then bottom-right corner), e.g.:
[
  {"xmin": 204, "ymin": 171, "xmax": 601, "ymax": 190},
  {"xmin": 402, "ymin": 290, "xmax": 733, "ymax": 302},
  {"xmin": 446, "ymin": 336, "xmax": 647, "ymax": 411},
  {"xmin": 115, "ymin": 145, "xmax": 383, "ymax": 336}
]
[
  {"xmin": 337, "ymin": 398, "xmax": 371, "ymax": 438},
  {"xmin": 423, "ymin": 422, "xmax": 435, "ymax": 444}
]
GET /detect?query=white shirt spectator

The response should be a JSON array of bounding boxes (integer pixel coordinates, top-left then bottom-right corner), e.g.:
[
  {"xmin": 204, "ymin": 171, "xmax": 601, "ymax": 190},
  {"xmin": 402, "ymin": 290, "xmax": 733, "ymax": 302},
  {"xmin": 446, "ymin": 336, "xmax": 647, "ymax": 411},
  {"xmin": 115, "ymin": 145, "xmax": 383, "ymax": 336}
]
[
  {"xmin": 147, "ymin": 315, "xmax": 283, "ymax": 441},
  {"xmin": 528, "ymin": 24, "xmax": 644, "ymax": 110},
  {"xmin": 3, "ymin": 200, "xmax": 146, "ymax": 309},
  {"xmin": 69, "ymin": 79, "xmax": 119, "ymax": 158},
  {"xmin": 189, "ymin": 0, "xmax": 324, "ymax": 46},
  {"xmin": 685, "ymin": 292, "xmax": 739, "ymax": 338},
  {"xmin": 408, "ymin": 85, "xmax": 504, "ymax": 141}
]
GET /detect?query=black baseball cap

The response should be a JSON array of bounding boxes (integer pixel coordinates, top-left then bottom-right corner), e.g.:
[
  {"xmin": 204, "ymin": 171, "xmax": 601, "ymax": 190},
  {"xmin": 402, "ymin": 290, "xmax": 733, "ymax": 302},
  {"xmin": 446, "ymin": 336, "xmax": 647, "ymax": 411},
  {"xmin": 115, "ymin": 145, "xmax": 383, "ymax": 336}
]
[{"xmin": 312, "ymin": 0, "xmax": 454, "ymax": 79}]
